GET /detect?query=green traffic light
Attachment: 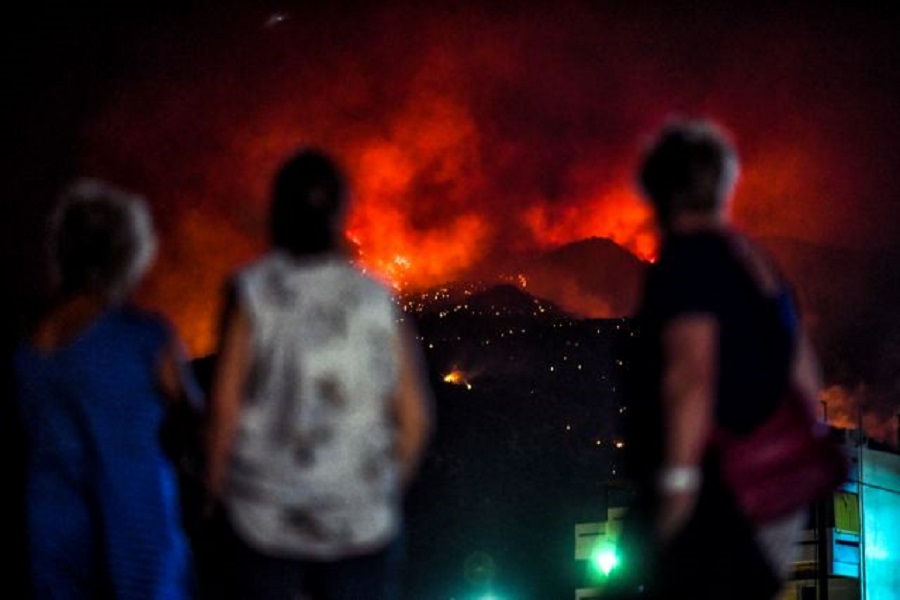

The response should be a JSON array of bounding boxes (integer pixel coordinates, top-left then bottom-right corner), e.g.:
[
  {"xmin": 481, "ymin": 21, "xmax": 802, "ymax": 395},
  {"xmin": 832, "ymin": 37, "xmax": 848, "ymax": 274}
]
[{"xmin": 591, "ymin": 545, "xmax": 620, "ymax": 576}]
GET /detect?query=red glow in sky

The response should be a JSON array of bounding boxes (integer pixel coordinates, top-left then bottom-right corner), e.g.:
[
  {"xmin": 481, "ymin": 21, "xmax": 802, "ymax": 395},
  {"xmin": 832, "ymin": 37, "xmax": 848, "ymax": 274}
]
[{"xmin": 9, "ymin": 2, "xmax": 900, "ymax": 359}]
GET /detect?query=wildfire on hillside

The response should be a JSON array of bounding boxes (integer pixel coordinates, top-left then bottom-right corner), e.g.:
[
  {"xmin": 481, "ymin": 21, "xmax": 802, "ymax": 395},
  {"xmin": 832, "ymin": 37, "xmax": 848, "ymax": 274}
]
[{"xmin": 66, "ymin": 2, "xmax": 895, "ymax": 384}]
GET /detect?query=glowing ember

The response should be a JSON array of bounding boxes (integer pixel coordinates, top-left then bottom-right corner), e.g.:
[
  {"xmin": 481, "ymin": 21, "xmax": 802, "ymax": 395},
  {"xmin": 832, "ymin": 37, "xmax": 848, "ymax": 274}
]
[{"xmin": 443, "ymin": 369, "xmax": 473, "ymax": 390}]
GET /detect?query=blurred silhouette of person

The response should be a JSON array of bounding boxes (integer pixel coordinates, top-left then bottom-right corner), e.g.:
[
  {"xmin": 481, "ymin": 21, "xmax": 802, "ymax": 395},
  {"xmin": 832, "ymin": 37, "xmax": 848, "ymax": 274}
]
[
  {"xmin": 615, "ymin": 119, "xmax": 823, "ymax": 599},
  {"xmin": 13, "ymin": 179, "xmax": 201, "ymax": 599},
  {"xmin": 206, "ymin": 148, "xmax": 434, "ymax": 600}
]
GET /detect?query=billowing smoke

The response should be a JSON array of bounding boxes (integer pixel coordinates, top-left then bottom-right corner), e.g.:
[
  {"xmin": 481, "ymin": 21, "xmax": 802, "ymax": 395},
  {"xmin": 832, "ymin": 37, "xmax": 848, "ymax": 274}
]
[{"xmin": 821, "ymin": 384, "xmax": 900, "ymax": 448}]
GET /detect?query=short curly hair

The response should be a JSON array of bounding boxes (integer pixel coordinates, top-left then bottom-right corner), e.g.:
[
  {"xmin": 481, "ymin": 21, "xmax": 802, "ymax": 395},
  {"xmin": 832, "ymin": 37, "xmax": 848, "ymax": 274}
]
[
  {"xmin": 49, "ymin": 178, "xmax": 157, "ymax": 300},
  {"xmin": 638, "ymin": 119, "xmax": 740, "ymax": 225}
]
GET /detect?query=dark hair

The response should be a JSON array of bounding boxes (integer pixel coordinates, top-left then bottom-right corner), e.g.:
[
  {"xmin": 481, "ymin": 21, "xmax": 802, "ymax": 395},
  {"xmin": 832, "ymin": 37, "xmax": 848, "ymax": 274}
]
[
  {"xmin": 269, "ymin": 148, "xmax": 348, "ymax": 256},
  {"xmin": 50, "ymin": 178, "xmax": 157, "ymax": 300},
  {"xmin": 638, "ymin": 119, "xmax": 739, "ymax": 225}
]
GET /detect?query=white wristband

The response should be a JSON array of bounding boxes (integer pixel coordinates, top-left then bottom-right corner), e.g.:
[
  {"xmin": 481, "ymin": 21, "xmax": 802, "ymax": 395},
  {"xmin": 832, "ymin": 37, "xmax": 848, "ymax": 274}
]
[{"xmin": 657, "ymin": 466, "xmax": 702, "ymax": 493}]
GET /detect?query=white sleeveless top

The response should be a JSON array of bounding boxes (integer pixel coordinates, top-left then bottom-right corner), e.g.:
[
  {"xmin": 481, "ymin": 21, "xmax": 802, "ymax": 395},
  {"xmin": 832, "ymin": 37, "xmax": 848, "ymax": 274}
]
[{"xmin": 225, "ymin": 251, "xmax": 402, "ymax": 559}]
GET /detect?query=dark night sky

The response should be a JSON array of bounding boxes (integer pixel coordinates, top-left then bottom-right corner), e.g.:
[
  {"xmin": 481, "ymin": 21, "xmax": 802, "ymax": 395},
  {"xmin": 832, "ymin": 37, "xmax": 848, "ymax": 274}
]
[{"xmin": 4, "ymin": 1, "xmax": 900, "ymax": 434}]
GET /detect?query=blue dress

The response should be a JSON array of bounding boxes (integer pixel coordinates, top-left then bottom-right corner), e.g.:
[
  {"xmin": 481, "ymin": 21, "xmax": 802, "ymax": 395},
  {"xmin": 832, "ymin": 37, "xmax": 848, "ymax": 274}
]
[{"xmin": 14, "ymin": 307, "xmax": 194, "ymax": 599}]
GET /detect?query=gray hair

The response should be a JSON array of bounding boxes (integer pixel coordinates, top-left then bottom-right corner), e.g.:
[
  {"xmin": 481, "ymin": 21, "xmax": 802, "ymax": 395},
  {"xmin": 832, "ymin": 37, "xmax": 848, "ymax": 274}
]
[
  {"xmin": 48, "ymin": 178, "xmax": 158, "ymax": 301},
  {"xmin": 637, "ymin": 118, "xmax": 740, "ymax": 224}
]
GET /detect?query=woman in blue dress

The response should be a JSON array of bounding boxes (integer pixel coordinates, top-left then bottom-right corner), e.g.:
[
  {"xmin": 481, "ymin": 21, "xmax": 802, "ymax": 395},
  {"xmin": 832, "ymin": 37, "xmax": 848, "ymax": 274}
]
[{"xmin": 14, "ymin": 179, "xmax": 200, "ymax": 599}]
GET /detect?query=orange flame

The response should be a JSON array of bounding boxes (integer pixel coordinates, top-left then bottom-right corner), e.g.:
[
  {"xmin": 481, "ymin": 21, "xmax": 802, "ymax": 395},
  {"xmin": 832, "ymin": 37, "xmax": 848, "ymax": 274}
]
[
  {"xmin": 347, "ymin": 208, "xmax": 489, "ymax": 291},
  {"xmin": 443, "ymin": 369, "xmax": 473, "ymax": 390},
  {"xmin": 342, "ymin": 92, "xmax": 493, "ymax": 290},
  {"xmin": 819, "ymin": 384, "xmax": 897, "ymax": 444},
  {"xmin": 522, "ymin": 186, "xmax": 657, "ymax": 262}
]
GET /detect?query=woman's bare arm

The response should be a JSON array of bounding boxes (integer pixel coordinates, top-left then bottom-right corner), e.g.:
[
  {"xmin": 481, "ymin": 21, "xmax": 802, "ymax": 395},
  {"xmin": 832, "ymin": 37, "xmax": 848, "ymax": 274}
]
[
  {"xmin": 205, "ymin": 299, "xmax": 252, "ymax": 499},
  {"xmin": 656, "ymin": 314, "xmax": 718, "ymax": 541}
]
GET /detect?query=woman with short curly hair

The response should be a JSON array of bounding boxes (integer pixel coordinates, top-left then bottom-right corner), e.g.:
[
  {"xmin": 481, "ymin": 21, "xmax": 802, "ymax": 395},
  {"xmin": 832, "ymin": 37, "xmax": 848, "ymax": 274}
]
[
  {"xmin": 14, "ymin": 178, "xmax": 200, "ymax": 599},
  {"xmin": 617, "ymin": 119, "xmax": 822, "ymax": 599}
]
